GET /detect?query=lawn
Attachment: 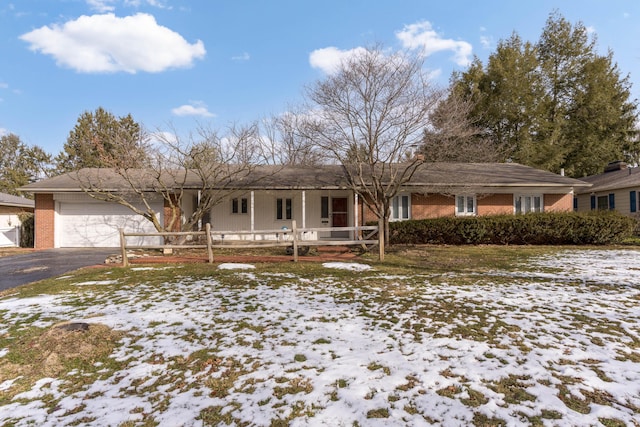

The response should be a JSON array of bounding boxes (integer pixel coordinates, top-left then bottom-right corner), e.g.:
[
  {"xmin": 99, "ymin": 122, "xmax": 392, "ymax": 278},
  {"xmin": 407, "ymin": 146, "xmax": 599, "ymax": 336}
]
[{"xmin": 1, "ymin": 246, "xmax": 640, "ymax": 426}]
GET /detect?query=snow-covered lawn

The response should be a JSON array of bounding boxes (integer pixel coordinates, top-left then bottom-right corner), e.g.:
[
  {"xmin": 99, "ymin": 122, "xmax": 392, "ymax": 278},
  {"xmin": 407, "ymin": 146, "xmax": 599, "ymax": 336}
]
[{"xmin": 1, "ymin": 249, "xmax": 640, "ymax": 426}]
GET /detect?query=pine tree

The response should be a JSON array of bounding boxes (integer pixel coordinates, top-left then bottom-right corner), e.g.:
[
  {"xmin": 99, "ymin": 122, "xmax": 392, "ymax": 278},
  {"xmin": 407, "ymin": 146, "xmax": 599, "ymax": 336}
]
[
  {"xmin": 56, "ymin": 107, "xmax": 149, "ymax": 172},
  {"xmin": 0, "ymin": 133, "xmax": 52, "ymax": 195},
  {"xmin": 449, "ymin": 11, "xmax": 638, "ymax": 177}
]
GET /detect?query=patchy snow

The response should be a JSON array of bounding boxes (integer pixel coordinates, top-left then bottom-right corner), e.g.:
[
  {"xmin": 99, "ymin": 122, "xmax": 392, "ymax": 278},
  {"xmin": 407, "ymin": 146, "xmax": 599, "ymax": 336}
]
[
  {"xmin": 74, "ymin": 280, "xmax": 119, "ymax": 286},
  {"xmin": 322, "ymin": 262, "xmax": 372, "ymax": 271},
  {"xmin": 217, "ymin": 263, "xmax": 256, "ymax": 270},
  {"xmin": 0, "ymin": 249, "xmax": 639, "ymax": 426}
]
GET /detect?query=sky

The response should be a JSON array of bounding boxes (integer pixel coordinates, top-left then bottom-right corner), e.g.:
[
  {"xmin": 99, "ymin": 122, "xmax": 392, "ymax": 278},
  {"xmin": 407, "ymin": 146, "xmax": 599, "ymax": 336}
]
[{"xmin": 1, "ymin": 0, "xmax": 640, "ymax": 156}]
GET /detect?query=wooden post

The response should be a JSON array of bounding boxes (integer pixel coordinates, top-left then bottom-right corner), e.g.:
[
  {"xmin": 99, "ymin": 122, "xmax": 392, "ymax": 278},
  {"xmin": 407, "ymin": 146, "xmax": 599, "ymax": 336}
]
[
  {"xmin": 205, "ymin": 223, "xmax": 213, "ymax": 263},
  {"xmin": 292, "ymin": 220, "xmax": 299, "ymax": 262},
  {"xmin": 119, "ymin": 228, "xmax": 128, "ymax": 267},
  {"xmin": 378, "ymin": 219, "xmax": 385, "ymax": 262}
]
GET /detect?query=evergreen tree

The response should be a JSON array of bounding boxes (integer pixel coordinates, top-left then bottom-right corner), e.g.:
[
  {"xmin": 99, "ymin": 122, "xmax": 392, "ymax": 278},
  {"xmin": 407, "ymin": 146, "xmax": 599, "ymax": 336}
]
[
  {"xmin": 450, "ymin": 11, "xmax": 638, "ymax": 177},
  {"xmin": 56, "ymin": 107, "xmax": 149, "ymax": 172},
  {"xmin": 0, "ymin": 133, "xmax": 52, "ymax": 195}
]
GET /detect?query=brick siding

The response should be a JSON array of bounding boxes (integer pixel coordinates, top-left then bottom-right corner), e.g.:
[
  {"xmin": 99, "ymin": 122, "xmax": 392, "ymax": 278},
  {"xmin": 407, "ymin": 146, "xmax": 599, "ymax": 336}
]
[
  {"xmin": 544, "ymin": 193, "xmax": 573, "ymax": 212},
  {"xmin": 34, "ymin": 193, "xmax": 55, "ymax": 249}
]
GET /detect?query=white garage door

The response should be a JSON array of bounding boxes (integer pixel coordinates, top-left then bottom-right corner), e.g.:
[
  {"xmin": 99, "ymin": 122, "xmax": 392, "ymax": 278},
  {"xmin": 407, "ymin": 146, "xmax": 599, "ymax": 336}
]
[{"xmin": 57, "ymin": 201, "xmax": 163, "ymax": 247}]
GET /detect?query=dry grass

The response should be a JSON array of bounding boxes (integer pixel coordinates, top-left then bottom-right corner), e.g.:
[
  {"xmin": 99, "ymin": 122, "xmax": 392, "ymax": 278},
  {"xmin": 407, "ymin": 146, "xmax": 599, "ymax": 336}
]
[
  {"xmin": 1, "ymin": 245, "xmax": 640, "ymax": 425},
  {"xmin": 0, "ymin": 322, "xmax": 125, "ymax": 404},
  {"xmin": 0, "ymin": 247, "xmax": 35, "ymax": 258}
]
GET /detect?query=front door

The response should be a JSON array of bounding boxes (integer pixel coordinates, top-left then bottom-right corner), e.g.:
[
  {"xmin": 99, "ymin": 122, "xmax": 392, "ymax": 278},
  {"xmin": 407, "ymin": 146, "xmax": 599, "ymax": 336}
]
[{"xmin": 331, "ymin": 197, "xmax": 349, "ymax": 238}]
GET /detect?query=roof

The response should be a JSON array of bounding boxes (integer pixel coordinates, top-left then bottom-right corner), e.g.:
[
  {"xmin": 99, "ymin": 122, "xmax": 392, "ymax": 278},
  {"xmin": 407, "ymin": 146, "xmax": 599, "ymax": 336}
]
[
  {"xmin": 19, "ymin": 163, "xmax": 589, "ymax": 193},
  {"xmin": 0, "ymin": 192, "xmax": 35, "ymax": 208},
  {"xmin": 407, "ymin": 162, "xmax": 589, "ymax": 188},
  {"xmin": 19, "ymin": 165, "xmax": 351, "ymax": 192},
  {"xmin": 575, "ymin": 166, "xmax": 640, "ymax": 194}
]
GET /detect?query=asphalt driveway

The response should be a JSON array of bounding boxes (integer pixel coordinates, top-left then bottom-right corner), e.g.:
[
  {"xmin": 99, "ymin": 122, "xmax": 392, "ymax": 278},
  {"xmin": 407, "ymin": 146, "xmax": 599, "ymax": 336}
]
[{"xmin": 0, "ymin": 248, "xmax": 118, "ymax": 291}]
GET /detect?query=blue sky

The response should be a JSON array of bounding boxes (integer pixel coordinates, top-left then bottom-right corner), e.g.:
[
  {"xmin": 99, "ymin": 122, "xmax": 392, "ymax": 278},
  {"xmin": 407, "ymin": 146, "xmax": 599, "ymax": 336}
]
[{"xmin": 2, "ymin": 0, "xmax": 639, "ymax": 156}]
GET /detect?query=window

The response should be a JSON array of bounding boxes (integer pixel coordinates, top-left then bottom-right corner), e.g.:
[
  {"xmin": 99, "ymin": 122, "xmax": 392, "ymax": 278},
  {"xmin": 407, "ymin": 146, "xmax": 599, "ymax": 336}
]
[
  {"xmin": 276, "ymin": 198, "xmax": 292, "ymax": 220},
  {"xmin": 321, "ymin": 196, "xmax": 329, "ymax": 219},
  {"xmin": 231, "ymin": 198, "xmax": 248, "ymax": 214},
  {"xmin": 631, "ymin": 191, "xmax": 637, "ymax": 213},
  {"xmin": 456, "ymin": 195, "xmax": 476, "ymax": 216},
  {"xmin": 573, "ymin": 196, "xmax": 578, "ymax": 211},
  {"xmin": 390, "ymin": 194, "xmax": 410, "ymax": 221},
  {"xmin": 597, "ymin": 195, "xmax": 609, "ymax": 210},
  {"xmin": 515, "ymin": 195, "xmax": 542, "ymax": 214},
  {"xmin": 594, "ymin": 193, "xmax": 615, "ymax": 211}
]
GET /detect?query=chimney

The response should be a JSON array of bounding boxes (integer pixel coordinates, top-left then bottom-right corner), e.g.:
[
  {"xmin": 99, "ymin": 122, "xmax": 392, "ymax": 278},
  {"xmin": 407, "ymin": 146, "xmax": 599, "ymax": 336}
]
[{"xmin": 604, "ymin": 160, "xmax": 628, "ymax": 173}]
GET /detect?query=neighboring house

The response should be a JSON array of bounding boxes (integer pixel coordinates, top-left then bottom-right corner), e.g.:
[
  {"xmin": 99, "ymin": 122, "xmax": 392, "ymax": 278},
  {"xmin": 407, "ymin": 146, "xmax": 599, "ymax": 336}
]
[
  {"xmin": 0, "ymin": 192, "xmax": 34, "ymax": 247},
  {"xmin": 20, "ymin": 163, "xmax": 589, "ymax": 249},
  {"xmin": 575, "ymin": 161, "xmax": 640, "ymax": 215}
]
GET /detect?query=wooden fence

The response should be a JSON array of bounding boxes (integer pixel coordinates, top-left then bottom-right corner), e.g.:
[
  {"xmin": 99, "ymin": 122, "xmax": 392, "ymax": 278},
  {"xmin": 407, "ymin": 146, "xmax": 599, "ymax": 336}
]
[{"xmin": 119, "ymin": 220, "xmax": 383, "ymax": 266}]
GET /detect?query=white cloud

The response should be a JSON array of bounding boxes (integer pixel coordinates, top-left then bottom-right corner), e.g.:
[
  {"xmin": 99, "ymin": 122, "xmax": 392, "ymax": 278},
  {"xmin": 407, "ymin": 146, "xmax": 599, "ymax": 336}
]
[
  {"xmin": 86, "ymin": 0, "xmax": 116, "ymax": 12},
  {"xmin": 20, "ymin": 13, "xmax": 205, "ymax": 74},
  {"xmin": 171, "ymin": 101, "xmax": 215, "ymax": 118},
  {"xmin": 395, "ymin": 21, "xmax": 472, "ymax": 67},
  {"xmin": 309, "ymin": 46, "xmax": 367, "ymax": 74},
  {"xmin": 231, "ymin": 52, "xmax": 250, "ymax": 61},
  {"xmin": 124, "ymin": 0, "xmax": 169, "ymax": 8},
  {"xmin": 480, "ymin": 35, "xmax": 494, "ymax": 50},
  {"xmin": 148, "ymin": 130, "xmax": 177, "ymax": 146},
  {"xmin": 88, "ymin": 0, "xmax": 168, "ymax": 11}
]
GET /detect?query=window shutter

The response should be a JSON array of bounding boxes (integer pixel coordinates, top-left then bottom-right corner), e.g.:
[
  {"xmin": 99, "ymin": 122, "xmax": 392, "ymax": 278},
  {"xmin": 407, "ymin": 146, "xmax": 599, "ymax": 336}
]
[
  {"xmin": 609, "ymin": 193, "xmax": 615, "ymax": 210},
  {"xmin": 590, "ymin": 195, "xmax": 596, "ymax": 210},
  {"xmin": 573, "ymin": 197, "xmax": 578, "ymax": 211},
  {"xmin": 631, "ymin": 191, "xmax": 637, "ymax": 213}
]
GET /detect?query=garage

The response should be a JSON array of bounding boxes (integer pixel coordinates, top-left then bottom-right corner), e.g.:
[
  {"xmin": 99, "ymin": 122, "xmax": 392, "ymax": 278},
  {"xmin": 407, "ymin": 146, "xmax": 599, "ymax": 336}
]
[{"xmin": 56, "ymin": 197, "xmax": 163, "ymax": 248}]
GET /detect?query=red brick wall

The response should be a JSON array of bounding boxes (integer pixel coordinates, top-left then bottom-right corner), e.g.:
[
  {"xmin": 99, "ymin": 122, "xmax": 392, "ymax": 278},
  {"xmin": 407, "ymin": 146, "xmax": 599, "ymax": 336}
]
[
  {"xmin": 341, "ymin": 191, "xmax": 572, "ymax": 224},
  {"xmin": 34, "ymin": 193, "xmax": 55, "ymax": 249},
  {"xmin": 544, "ymin": 193, "xmax": 573, "ymax": 212},
  {"xmin": 412, "ymin": 193, "xmax": 455, "ymax": 218},
  {"xmin": 478, "ymin": 194, "xmax": 514, "ymax": 216}
]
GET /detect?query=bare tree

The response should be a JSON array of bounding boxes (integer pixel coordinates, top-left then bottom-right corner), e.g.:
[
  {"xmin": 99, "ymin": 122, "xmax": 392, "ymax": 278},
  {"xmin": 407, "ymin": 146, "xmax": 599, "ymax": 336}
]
[
  {"xmin": 421, "ymin": 92, "xmax": 500, "ymax": 162},
  {"xmin": 300, "ymin": 46, "xmax": 442, "ymax": 244},
  {"xmin": 73, "ymin": 123, "xmax": 267, "ymax": 235},
  {"xmin": 257, "ymin": 113, "xmax": 327, "ymax": 166}
]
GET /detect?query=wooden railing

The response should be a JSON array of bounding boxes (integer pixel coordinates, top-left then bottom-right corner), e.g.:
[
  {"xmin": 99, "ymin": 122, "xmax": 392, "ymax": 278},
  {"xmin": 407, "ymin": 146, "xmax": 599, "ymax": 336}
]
[{"xmin": 119, "ymin": 220, "xmax": 383, "ymax": 266}]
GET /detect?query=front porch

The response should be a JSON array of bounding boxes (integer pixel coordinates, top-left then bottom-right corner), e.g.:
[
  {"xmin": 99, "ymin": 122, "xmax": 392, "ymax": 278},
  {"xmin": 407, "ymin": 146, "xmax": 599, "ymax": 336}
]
[{"xmin": 202, "ymin": 189, "xmax": 365, "ymax": 241}]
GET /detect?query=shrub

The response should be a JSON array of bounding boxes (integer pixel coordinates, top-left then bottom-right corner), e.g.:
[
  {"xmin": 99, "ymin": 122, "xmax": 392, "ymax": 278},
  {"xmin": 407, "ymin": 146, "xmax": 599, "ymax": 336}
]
[
  {"xmin": 389, "ymin": 212, "xmax": 637, "ymax": 245},
  {"xmin": 18, "ymin": 212, "xmax": 34, "ymax": 248}
]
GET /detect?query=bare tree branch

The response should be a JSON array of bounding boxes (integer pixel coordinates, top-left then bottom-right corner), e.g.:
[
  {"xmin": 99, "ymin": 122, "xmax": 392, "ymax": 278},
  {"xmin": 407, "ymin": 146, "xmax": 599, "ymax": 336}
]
[{"xmin": 298, "ymin": 45, "xmax": 443, "ymax": 243}]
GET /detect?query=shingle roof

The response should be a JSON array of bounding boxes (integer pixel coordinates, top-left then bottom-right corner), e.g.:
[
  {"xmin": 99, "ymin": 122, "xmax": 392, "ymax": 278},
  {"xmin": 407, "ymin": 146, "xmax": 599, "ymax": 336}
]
[
  {"xmin": 575, "ymin": 166, "xmax": 640, "ymax": 194},
  {"xmin": 406, "ymin": 162, "xmax": 589, "ymax": 188},
  {"xmin": 19, "ymin": 162, "xmax": 589, "ymax": 193},
  {"xmin": 0, "ymin": 192, "xmax": 35, "ymax": 208}
]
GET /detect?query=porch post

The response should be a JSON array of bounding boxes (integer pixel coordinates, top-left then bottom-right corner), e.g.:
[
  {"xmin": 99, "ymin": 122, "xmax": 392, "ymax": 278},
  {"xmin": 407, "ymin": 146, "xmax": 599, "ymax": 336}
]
[
  {"xmin": 302, "ymin": 191, "xmax": 306, "ymax": 228},
  {"xmin": 250, "ymin": 191, "xmax": 255, "ymax": 237},
  {"xmin": 354, "ymin": 193, "xmax": 359, "ymax": 240}
]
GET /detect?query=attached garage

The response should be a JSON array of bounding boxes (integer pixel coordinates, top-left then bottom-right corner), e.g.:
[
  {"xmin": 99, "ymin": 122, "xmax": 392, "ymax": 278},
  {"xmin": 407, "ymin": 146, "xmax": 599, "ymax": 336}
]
[{"xmin": 55, "ymin": 194, "xmax": 163, "ymax": 248}]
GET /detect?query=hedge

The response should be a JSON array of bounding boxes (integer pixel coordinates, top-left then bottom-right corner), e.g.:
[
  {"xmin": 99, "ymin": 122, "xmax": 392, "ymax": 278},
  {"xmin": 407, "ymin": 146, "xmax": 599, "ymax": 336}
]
[{"xmin": 388, "ymin": 211, "xmax": 637, "ymax": 245}]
